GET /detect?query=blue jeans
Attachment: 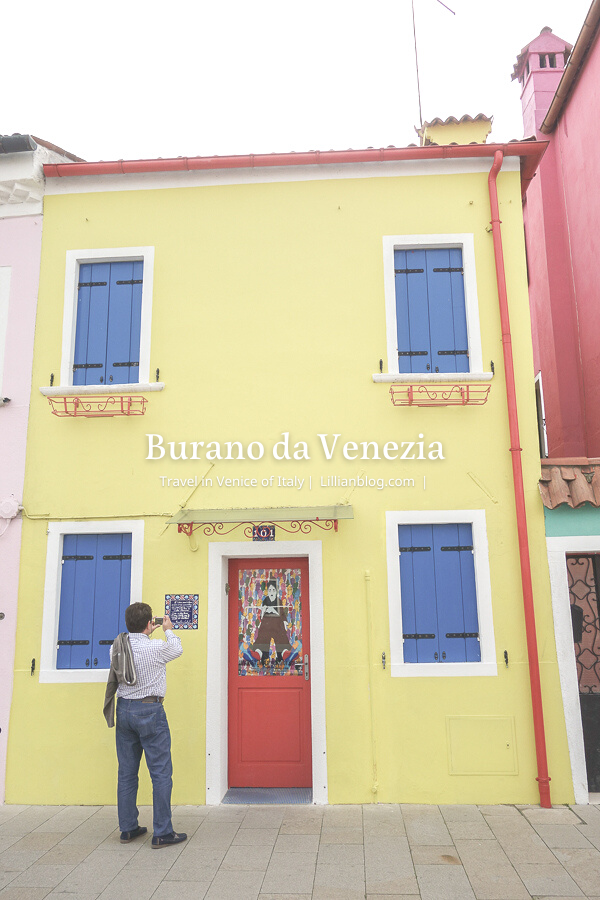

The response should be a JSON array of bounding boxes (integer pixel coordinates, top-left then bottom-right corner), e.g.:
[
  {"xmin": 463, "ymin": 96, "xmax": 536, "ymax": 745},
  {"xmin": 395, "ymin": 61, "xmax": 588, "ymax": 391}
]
[{"xmin": 115, "ymin": 699, "xmax": 173, "ymax": 837}]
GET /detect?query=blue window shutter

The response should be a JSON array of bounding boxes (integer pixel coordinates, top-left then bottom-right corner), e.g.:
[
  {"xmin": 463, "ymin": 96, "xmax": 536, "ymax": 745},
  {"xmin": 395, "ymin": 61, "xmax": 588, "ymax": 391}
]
[
  {"xmin": 128, "ymin": 261, "xmax": 143, "ymax": 384},
  {"xmin": 73, "ymin": 264, "xmax": 96, "ymax": 386},
  {"xmin": 427, "ymin": 248, "xmax": 469, "ymax": 374},
  {"xmin": 398, "ymin": 525, "xmax": 418, "ymax": 662},
  {"xmin": 395, "ymin": 251, "xmax": 413, "ymax": 374},
  {"xmin": 106, "ymin": 261, "xmax": 143, "ymax": 385},
  {"xmin": 74, "ymin": 260, "xmax": 143, "ymax": 386},
  {"xmin": 91, "ymin": 534, "xmax": 131, "ymax": 669},
  {"xmin": 395, "ymin": 249, "xmax": 431, "ymax": 374},
  {"xmin": 57, "ymin": 534, "xmax": 96, "ymax": 669},
  {"xmin": 394, "ymin": 248, "xmax": 469, "ymax": 375},
  {"xmin": 449, "ymin": 249, "xmax": 469, "ymax": 371},
  {"xmin": 57, "ymin": 533, "xmax": 132, "ymax": 670},
  {"xmin": 399, "ymin": 523, "xmax": 480, "ymax": 664},
  {"xmin": 57, "ymin": 535, "xmax": 78, "ymax": 669},
  {"xmin": 74, "ymin": 263, "xmax": 111, "ymax": 386},
  {"xmin": 457, "ymin": 524, "xmax": 480, "ymax": 662},
  {"xmin": 399, "ymin": 524, "xmax": 439, "ymax": 662},
  {"xmin": 434, "ymin": 525, "xmax": 466, "ymax": 662}
]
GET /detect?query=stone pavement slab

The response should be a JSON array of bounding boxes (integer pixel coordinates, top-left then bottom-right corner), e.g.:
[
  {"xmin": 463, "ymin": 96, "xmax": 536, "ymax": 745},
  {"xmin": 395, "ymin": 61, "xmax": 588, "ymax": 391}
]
[{"xmin": 1, "ymin": 802, "xmax": 600, "ymax": 898}]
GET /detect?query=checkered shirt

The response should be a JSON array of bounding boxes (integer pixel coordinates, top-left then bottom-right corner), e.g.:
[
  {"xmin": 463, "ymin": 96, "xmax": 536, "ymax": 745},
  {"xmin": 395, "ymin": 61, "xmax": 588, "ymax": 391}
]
[{"xmin": 114, "ymin": 630, "xmax": 182, "ymax": 699}]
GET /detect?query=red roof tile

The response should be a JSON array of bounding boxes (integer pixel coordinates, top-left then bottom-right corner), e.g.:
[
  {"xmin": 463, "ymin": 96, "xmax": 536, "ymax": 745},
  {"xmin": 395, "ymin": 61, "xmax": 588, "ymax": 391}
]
[{"xmin": 539, "ymin": 460, "xmax": 600, "ymax": 508}]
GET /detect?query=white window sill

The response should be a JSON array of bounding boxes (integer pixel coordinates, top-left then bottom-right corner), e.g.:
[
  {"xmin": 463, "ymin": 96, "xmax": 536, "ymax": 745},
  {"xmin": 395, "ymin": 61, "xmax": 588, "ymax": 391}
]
[
  {"xmin": 39, "ymin": 383, "xmax": 165, "ymax": 397},
  {"xmin": 39, "ymin": 668, "xmax": 109, "ymax": 684},
  {"xmin": 391, "ymin": 662, "xmax": 498, "ymax": 678},
  {"xmin": 373, "ymin": 372, "xmax": 493, "ymax": 384}
]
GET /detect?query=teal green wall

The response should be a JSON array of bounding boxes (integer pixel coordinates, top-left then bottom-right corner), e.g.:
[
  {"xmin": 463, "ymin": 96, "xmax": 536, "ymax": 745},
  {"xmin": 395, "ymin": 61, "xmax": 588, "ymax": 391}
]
[{"xmin": 545, "ymin": 505, "xmax": 600, "ymax": 537}]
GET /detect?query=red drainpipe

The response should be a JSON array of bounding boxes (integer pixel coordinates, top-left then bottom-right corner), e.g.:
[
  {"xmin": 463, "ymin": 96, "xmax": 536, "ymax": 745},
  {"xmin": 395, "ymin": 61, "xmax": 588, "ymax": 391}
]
[{"xmin": 488, "ymin": 150, "xmax": 551, "ymax": 808}]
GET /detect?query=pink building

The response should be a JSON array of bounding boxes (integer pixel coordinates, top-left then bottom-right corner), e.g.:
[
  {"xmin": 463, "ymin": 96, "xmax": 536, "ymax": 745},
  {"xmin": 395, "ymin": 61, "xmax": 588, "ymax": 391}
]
[
  {"xmin": 513, "ymin": 7, "xmax": 600, "ymax": 460},
  {"xmin": 513, "ymin": 0, "xmax": 600, "ymax": 800},
  {"xmin": 0, "ymin": 135, "xmax": 80, "ymax": 802}
]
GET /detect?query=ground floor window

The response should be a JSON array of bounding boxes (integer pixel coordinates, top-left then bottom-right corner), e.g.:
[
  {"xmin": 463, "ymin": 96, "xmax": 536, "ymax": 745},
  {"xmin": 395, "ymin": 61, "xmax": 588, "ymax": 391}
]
[
  {"xmin": 57, "ymin": 533, "xmax": 132, "ymax": 670},
  {"xmin": 398, "ymin": 523, "xmax": 480, "ymax": 663},
  {"xmin": 40, "ymin": 520, "xmax": 144, "ymax": 683},
  {"xmin": 386, "ymin": 510, "xmax": 496, "ymax": 677}
]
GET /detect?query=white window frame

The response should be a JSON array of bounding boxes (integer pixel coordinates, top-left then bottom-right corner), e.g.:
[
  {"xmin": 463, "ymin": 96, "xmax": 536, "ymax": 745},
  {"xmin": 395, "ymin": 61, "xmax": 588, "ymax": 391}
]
[
  {"xmin": 59, "ymin": 247, "xmax": 155, "ymax": 391},
  {"xmin": 39, "ymin": 520, "xmax": 144, "ymax": 683},
  {"xmin": 386, "ymin": 509, "xmax": 497, "ymax": 677},
  {"xmin": 0, "ymin": 267, "xmax": 11, "ymax": 397},
  {"xmin": 380, "ymin": 234, "xmax": 487, "ymax": 381}
]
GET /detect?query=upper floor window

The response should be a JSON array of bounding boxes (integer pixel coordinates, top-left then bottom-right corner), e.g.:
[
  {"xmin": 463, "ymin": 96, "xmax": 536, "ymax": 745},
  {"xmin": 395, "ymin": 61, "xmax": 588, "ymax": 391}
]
[
  {"xmin": 74, "ymin": 260, "xmax": 143, "ymax": 386},
  {"xmin": 60, "ymin": 248, "xmax": 154, "ymax": 389},
  {"xmin": 394, "ymin": 247, "xmax": 468, "ymax": 375},
  {"xmin": 382, "ymin": 235, "xmax": 484, "ymax": 378}
]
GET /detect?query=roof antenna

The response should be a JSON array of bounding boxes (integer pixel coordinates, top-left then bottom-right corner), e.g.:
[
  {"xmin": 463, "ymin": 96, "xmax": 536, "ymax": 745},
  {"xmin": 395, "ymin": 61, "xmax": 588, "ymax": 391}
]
[{"xmin": 412, "ymin": 0, "xmax": 456, "ymax": 129}]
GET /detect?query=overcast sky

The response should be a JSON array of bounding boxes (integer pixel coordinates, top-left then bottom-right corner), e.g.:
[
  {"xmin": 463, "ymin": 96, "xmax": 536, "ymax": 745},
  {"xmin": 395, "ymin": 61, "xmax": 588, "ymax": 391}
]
[{"xmin": 3, "ymin": 0, "xmax": 592, "ymax": 162}]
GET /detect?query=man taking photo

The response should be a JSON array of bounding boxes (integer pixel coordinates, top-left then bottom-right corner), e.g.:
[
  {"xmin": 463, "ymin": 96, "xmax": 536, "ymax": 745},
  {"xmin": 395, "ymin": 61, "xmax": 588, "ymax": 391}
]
[{"xmin": 106, "ymin": 602, "xmax": 186, "ymax": 849}]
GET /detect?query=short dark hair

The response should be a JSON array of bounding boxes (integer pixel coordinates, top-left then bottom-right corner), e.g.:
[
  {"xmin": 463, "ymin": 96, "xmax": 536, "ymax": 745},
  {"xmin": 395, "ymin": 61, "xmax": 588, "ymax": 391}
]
[{"xmin": 125, "ymin": 602, "xmax": 153, "ymax": 633}]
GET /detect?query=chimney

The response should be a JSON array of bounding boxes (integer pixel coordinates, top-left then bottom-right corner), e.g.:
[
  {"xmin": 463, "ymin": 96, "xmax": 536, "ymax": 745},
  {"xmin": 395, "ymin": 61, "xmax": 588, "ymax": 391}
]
[
  {"xmin": 416, "ymin": 114, "xmax": 492, "ymax": 147},
  {"xmin": 512, "ymin": 27, "xmax": 572, "ymax": 139}
]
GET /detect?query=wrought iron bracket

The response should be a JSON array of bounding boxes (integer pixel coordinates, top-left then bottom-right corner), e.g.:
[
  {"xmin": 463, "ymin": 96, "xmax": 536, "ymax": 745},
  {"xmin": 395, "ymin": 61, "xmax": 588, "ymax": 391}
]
[
  {"xmin": 389, "ymin": 383, "xmax": 490, "ymax": 407},
  {"xmin": 47, "ymin": 395, "xmax": 148, "ymax": 417},
  {"xmin": 178, "ymin": 519, "xmax": 339, "ymax": 538}
]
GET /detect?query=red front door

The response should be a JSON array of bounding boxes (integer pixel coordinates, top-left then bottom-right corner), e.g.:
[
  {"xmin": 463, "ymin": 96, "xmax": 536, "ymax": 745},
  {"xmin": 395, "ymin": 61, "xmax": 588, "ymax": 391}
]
[{"xmin": 228, "ymin": 557, "xmax": 312, "ymax": 788}]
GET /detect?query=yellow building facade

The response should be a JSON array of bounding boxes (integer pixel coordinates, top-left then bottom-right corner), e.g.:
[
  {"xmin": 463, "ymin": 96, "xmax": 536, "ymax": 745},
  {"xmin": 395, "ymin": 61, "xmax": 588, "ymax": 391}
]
[{"xmin": 6, "ymin": 141, "xmax": 574, "ymax": 807}]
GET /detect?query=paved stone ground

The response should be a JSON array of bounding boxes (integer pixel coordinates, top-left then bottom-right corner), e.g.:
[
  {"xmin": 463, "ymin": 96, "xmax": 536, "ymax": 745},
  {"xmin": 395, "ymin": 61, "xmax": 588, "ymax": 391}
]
[{"xmin": 1, "ymin": 802, "xmax": 600, "ymax": 899}]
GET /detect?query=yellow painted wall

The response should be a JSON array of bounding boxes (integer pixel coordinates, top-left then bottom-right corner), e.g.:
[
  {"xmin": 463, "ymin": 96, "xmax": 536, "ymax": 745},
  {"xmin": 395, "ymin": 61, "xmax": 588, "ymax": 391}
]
[
  {"xmin": 6, "ymin": 164, "xmax": 573, "ymax": 806},
  {"xmin": 422, "ymin": 119, "xmax": 492, "ymax": 145}
]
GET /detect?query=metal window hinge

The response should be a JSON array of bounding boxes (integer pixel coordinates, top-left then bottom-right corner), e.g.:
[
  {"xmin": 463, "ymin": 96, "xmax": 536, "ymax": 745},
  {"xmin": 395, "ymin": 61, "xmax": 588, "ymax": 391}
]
[
  {"xmin": 441, "ymin": 545, "xmax": 473, "ymax": 552},
  {"xmin": 225, "ymin": 583, "xmax": 230, "ymax": 595},
  {"xmin": 381, "ymin": 651, "xmax": 386, "ymax": 670}
]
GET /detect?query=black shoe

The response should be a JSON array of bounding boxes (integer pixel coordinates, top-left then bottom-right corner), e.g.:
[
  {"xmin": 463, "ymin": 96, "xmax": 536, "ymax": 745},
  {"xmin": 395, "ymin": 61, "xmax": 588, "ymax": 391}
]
[
  {"xmin": 120, "ymin": 825, "xmax": 148, "ymax": 843},
  {"xmin": 151, "ymin": 831, "xmax": 187, "ymax": 849}
]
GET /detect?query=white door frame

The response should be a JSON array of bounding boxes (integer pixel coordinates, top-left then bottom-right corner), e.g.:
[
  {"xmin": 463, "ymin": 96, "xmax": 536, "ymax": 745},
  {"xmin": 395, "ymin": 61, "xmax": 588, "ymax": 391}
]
[
  {"xmin": 547, "ymin": 535, "xmax": 597, "ymax": 804},
  {"xmin": 206, "ymin": 540, "xmax": 327, "ymax": 805}
]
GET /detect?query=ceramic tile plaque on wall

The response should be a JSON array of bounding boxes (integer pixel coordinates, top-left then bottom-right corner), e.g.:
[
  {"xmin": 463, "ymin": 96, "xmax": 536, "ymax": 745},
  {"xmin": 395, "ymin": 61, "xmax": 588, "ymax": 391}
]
[{"xmin": 164, "ymin": 594, "xmax": 199, "ymax": 629}]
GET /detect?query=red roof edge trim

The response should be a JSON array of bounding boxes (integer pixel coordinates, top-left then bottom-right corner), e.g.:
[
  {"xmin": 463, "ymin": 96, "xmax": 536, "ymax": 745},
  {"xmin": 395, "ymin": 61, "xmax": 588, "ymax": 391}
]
[{"xmin": 43, "ymin": 142, "xmax": 547, "ymax": 187}]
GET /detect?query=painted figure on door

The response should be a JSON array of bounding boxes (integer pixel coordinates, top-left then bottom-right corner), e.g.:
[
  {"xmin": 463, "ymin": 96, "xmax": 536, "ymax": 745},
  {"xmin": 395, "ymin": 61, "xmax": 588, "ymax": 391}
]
[{"xmin": 238, "ymin": 569, "xmax": 302, "ymax": 675}]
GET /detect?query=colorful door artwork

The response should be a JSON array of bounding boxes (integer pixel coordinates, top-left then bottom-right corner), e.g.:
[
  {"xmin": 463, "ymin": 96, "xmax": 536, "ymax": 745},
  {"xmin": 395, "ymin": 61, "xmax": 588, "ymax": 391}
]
[
  {"xmin": 228, "ymin": 558, "xmax": 312, "ymax": 788},
  {"xmin": 567, "ymin": 555, "xmax": 600, "ymax": 792}
]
